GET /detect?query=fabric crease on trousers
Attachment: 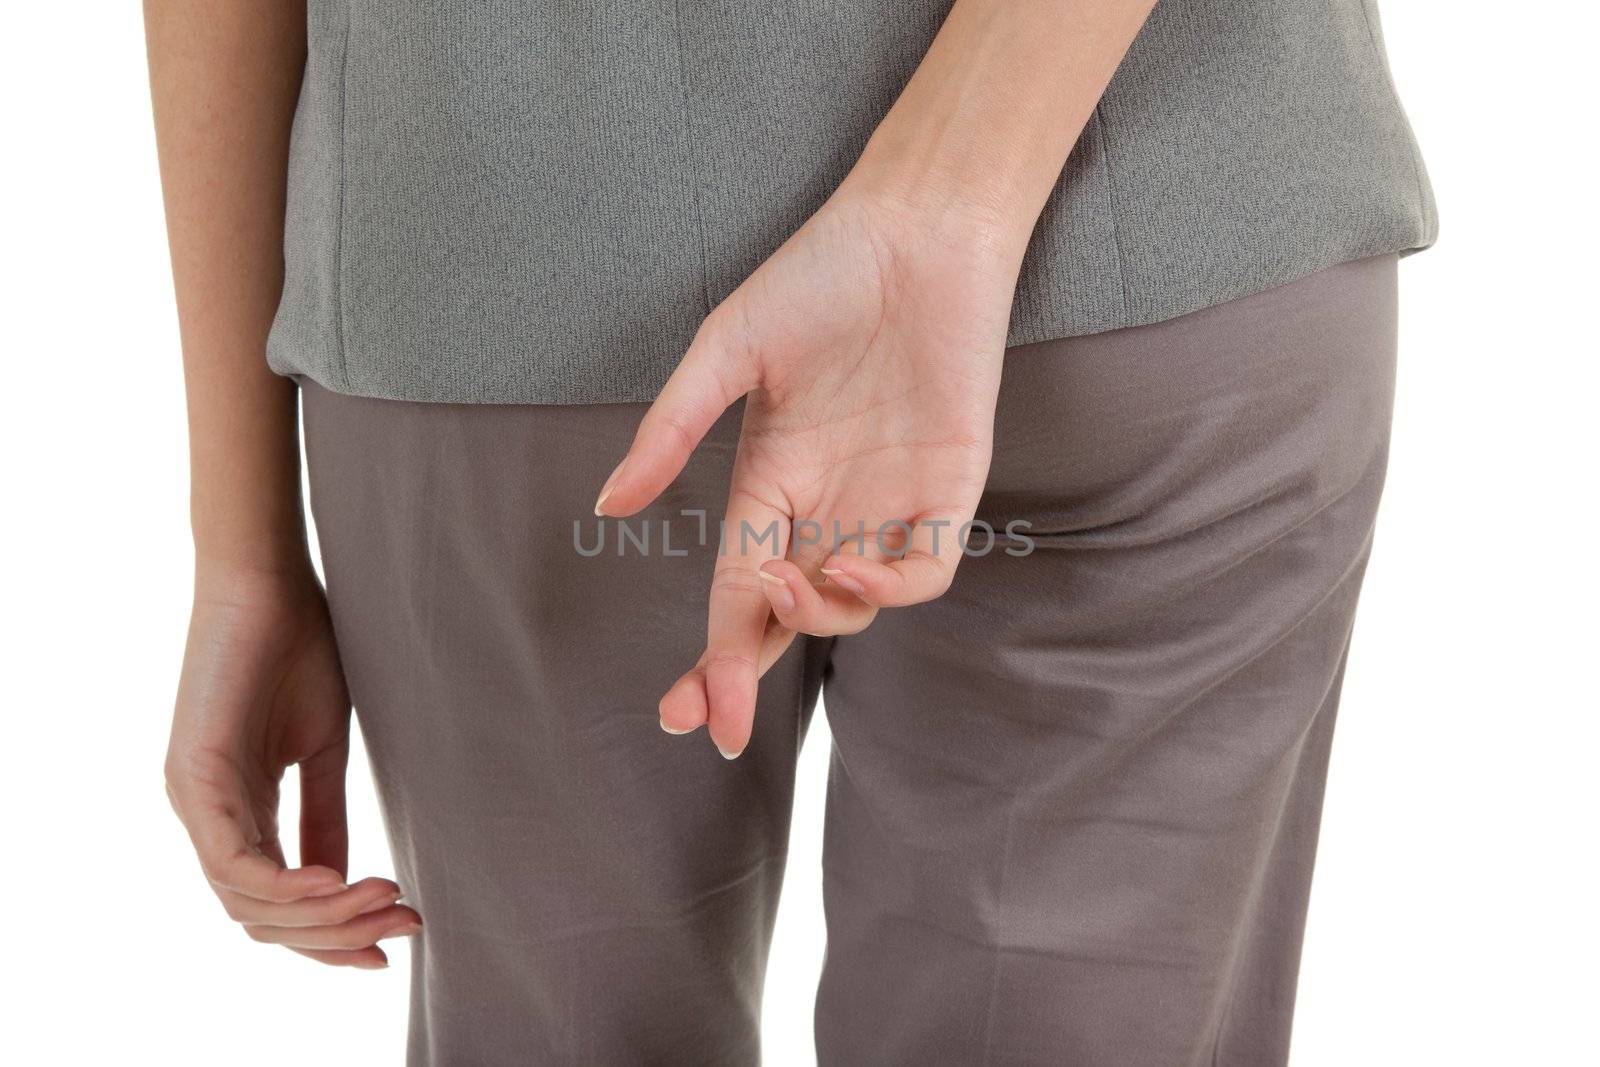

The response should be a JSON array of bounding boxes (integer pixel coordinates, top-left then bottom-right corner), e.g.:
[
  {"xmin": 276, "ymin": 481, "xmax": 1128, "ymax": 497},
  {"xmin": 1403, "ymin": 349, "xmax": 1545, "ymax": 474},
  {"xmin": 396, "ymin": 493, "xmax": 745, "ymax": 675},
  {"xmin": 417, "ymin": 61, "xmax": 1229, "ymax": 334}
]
[{"xmin": 301, "ymin": 254, "xmax": 1399, "ymax": 1066}]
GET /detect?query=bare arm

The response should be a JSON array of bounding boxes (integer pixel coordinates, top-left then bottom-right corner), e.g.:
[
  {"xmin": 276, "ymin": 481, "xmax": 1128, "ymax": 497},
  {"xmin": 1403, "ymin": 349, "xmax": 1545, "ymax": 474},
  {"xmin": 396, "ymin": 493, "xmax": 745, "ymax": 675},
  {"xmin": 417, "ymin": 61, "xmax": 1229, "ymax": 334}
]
[
  {"xmin": 147, "ymin": 0, "xmax": 418, "ymax": 968},
  {"xmin": 601, "ymin": 0, "xmax": 1158, "ymax": 757},
  {"xmin": 850, "ymin": 0, "xmax": 1155, "ymax": 256},
  {"xmin": 146, "ymin": 0, "xmax": 307, "ymax": 579}
]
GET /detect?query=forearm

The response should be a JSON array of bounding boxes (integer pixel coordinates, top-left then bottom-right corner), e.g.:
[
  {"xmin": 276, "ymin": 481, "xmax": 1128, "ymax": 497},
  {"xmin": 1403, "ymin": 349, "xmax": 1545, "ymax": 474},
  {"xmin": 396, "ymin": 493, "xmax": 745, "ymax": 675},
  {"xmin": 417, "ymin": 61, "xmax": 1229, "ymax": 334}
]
[
  {"xmin": 145, "ymin": 0, "xmax": 309, "ymax": 582},
  {"xmin": 846, "ymin": 0, "xmax": 1156, "ymax": 258}
]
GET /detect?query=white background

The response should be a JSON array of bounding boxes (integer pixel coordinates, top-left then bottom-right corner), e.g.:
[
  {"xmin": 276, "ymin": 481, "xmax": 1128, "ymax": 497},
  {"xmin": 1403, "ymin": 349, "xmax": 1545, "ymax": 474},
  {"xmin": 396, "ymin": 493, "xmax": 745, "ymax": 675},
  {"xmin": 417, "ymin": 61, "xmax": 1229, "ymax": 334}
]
[{"xmin": 4, "ymin": 4, "xmax": 1596, "ymax": 1064}]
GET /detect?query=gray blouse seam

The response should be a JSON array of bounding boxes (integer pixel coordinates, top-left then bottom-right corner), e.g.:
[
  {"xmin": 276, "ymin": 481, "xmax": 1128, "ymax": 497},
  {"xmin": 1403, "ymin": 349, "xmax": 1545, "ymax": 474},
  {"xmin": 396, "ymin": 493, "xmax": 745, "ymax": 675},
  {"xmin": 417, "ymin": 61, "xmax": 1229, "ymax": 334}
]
[
  {"xmin": 1092, "ymin": 103, "xmax": 1134, "ymax": 324},
  {"xmin": 667, "ymin": 0, "xmax": 715, "ymax": 319}
]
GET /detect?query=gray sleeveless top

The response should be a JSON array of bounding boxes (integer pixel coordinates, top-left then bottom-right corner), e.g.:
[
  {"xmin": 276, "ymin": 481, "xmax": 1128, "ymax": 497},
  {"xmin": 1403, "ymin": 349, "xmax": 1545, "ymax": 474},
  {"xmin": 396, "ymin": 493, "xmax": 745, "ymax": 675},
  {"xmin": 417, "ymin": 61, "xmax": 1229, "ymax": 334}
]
[{"xmin": 267, "ymin": 0, "xmax": 1436, "ymax": 405}]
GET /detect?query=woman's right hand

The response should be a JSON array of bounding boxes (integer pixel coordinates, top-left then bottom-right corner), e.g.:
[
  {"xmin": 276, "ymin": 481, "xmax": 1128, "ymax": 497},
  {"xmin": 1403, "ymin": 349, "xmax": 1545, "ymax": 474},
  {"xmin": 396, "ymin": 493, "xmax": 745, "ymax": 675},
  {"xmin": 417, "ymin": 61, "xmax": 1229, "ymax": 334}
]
[{"xmin": 166, "ymin": 566, "xmax": 419, "ymax": 969}]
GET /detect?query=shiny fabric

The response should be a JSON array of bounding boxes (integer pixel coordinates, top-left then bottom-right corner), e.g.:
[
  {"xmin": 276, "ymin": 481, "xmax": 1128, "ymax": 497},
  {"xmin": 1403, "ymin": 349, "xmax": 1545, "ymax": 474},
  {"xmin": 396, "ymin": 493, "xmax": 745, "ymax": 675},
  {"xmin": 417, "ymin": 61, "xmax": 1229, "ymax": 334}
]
[{"xmin": 303, "ymin": 254, "xmax": 1398, "ymax": 1064}]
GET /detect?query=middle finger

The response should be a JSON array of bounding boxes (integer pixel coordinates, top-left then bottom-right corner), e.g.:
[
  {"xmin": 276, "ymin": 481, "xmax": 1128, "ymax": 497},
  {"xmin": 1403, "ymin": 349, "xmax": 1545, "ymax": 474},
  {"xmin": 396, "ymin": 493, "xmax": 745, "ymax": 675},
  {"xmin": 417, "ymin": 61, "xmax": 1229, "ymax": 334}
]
[
  {"xmin": 243, "ymin": 903, "xmax": 421, "ymax": 951},
  {"xmin": 217, "ymin": 875, "xmax": 402, "ymax": 928}
]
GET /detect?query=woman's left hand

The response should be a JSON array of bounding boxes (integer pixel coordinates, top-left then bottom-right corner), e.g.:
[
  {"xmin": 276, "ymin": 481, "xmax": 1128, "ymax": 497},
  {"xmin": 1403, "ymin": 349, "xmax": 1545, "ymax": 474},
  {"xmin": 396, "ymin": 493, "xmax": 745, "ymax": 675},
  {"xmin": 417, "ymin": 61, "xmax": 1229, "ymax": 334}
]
[{"xmin": 595, "ymin": 185, "xmax": 1024, "ymax": 758}]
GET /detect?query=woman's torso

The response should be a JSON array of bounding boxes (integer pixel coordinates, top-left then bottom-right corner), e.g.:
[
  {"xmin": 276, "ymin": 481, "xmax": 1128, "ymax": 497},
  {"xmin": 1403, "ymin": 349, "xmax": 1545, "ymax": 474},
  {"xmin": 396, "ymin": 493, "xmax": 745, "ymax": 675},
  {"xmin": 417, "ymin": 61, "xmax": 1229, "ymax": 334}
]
[{"xmin": 268, "ymin": 0, "xmax": 1435, "ymax": 404}]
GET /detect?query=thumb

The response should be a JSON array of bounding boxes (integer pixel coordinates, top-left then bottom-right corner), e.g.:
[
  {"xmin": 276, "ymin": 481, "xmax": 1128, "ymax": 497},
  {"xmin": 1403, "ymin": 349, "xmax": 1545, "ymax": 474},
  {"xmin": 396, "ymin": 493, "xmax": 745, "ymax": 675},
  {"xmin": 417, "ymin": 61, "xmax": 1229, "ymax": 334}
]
[
  {"xmin": 595, "ymin": 314, "xmax": 755, "ymax": 517},
  {"xmin": 298, "ymin": 740, "xmax": 350, "ymax": 878}
]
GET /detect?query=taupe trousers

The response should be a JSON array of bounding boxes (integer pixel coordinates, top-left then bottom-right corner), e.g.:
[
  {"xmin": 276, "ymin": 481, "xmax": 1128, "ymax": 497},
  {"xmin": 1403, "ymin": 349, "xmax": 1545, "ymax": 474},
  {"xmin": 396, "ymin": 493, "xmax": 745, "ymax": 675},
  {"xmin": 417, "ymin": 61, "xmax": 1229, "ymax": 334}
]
[{"xmin": 302, "ymin": 255, "xmax": 1398, "ymax": 1066}]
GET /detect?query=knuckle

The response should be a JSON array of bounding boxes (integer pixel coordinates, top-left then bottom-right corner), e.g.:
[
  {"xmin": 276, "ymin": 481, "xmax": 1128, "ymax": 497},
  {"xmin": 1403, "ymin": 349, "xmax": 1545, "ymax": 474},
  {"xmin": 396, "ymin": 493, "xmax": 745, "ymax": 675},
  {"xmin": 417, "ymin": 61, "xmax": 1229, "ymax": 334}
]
[
  {"xmin": 834, "ymin": 614, "xmax": 876, "ymax": 637},
  {"xmin": 784, "ymin": 611, "xmax": 826, "ymax": 637},
  {"xmin": 332, "ymin": 897, "xmax": 376, "ymax": 925},
  {"xmin": 702, "ymin": 650, "xmax": 758, "ymax": 672},
  {"xmin": 709, "ymin": 569, "xmax": 766, "ymax": 598},
  {"xmin": 791, "ymin": 606, "xmax": 837, "ymax": 637},
  {"xmin": 329, "ymin": 928, "xmax": 374, "ymax": 950},
  {"xmin": 825, "ymin": 603, "xmax": 879, "ymax": 637},
  {"xmin": 902, "ymin": 553, "xmax": 955, "ymax": 602},
  {"xmin": 658, "ymin": 411, "xmax": 700, "ymax": 456},
  {"xmin": 300, "ymin": 812, "xmax": 346, "ymax": 838},
  {"xmin": 800, "ymin": 619, "xmax": 866, "ymax": 639},
  {"xmin": 924, "ymin": 571, "xmax": 956, "ymax": 600},
  {"xmin": 698, "ymin": 306, "xmax": 750, "ymax": 367},
  {"xmin": 163, "ymin": 769, "xmax": 193, "ymax": 820}
]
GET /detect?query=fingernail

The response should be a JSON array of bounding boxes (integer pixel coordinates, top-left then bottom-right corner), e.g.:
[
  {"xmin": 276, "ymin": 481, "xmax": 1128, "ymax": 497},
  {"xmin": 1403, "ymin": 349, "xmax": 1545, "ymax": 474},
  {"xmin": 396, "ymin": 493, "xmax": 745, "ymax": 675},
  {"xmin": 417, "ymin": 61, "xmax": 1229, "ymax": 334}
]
[
  {"xmin": 757, "ymin": 569, "xmax": 794, "ymax": 612},
  {"xmin": 594, "ymin": 457, "xmax": 627, "ymax": 516},
  {"xmin": 308, "ymin": 882, "xmax": 349, "ymax": 898},
  {"xmin": 716, "ymin": 744, "xmax": 743, "ymax": 760},
  {"xmin": 820, "ymin": 567, "xmax": 864, "ymax": 596},
  {"xmin": 382, "ymin": 922, "xmax": 422, "ymax": 940},
  {"xmin": 660, "ymin": 720, "xmax": 695, "ymax": 735},
  {"xmin": 357, "ymin": 959, "xmax": 390, "ymax": 970}
]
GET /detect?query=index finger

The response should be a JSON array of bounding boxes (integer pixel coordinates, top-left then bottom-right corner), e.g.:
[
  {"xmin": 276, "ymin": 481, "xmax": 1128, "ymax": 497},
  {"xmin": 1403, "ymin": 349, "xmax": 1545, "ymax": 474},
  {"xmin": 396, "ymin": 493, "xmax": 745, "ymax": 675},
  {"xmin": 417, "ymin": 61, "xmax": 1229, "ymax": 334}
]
[
  {"xmin": 595, "ymin": 315, "xmax": 756, "ymax": 518},
  {"xmin": 172, "ymin": 782, "xmax": 347, "ymax": 903}
]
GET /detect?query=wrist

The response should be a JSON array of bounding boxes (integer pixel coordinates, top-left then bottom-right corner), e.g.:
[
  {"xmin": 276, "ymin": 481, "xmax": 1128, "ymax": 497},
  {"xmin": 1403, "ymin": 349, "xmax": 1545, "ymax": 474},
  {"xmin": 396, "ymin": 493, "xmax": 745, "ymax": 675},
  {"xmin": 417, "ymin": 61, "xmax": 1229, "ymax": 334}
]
[
  {"xmin": 836, "ymin": 0, "xmax": 1157, "ymax": 272},
  {"xmin": 193, "ymin": 546, "xmax": 319, "ymax": 607},
  {"xmin": 185, "ymin": 371, "xmax": 313, "ymax": 598},
  {"xmin": 834, "ymin": 155, "xmax": 1034, "ymax": 269},
  {"xmin": 191, "ymin": 509, "xmax": 312, "ymax": 583}
]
